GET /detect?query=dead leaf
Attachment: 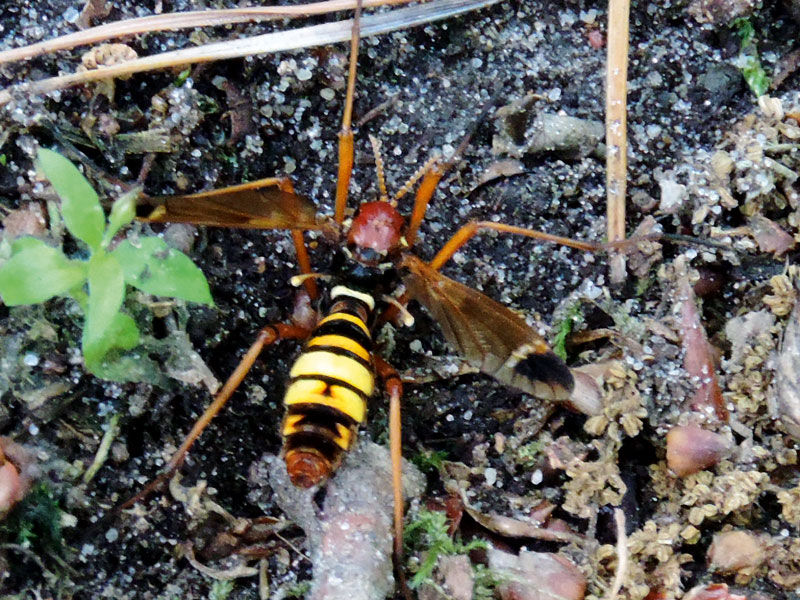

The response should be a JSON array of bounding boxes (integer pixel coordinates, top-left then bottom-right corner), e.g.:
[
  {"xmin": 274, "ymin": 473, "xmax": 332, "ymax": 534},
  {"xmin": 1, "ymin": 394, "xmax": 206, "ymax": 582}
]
[
  {"xmin": 438, "ymin": 555, "xmax": 473, "ymax": 600},
  {"xmin": 724, "ymin": 310, "xmax": 775, "ymax": 366},
  {"xmin": 678, "ymin": 277, "xmax": 727, "ymax": 421},
  {"xmin": 221, "ymin": 80, "xmax": 256, "ymax": 146},
  {"xmin": 708, "ymin": 530, "xmax": 766, "ymax": 574},
  {"xmin": 459, "ymin": 489, "xmax": 583, "ymax": 545},
  {"xmin": 78, "ymin": 0, "xmax": 110, "ymax": 29},
  {"xmin": 749, "ymin": 215, "xmax": 796, "ymax": 256},
  {"xmin": 773, "ymin": 294, "xmax": 800, "ymax": 439},
  {"xmin": 627, "ymin": 216, "xmax": 664, "ymax": 278},
  {"xmin": 0, "ymin": 438, "xmax": 37, "ymax": 519},
  {"xmin": 489, "ymin": 547, "xmax": 586, "ymax": 600},
  {"xmin": 569, "ymin": 369, "xmax": 603, "ymax": 417},
  {"xmin": 683, "ymin": 583, "xmax": 748, "ymax": 600},
  {"xmin": 1, "ymin": 203, "xmax": 47, "ymax": 242},
  {"xmin": 477, "ymin": 159, "xmax": 525, "ymax": 186},
  {"xmin": 666, "ymin": 424, "xmax": 731, "ymax": 476}
]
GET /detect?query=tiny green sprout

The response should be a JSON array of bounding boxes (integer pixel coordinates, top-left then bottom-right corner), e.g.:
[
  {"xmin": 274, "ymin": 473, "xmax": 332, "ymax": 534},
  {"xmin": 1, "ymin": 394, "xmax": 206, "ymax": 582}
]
[
  {"xmin": 0, "ymin": 482, "xmax": 62, "ymax": 553},
  {"xmin": 404, "ymin": 509, "xmax": 489, "ymax": 589},
  {"xmin": 733, "ymin": 18, "xmax": 771, "ymax": 97},
  {"xmin": 0, "ymin": 154, "xmax": 7, "ymax": 167},
  {"xmin": 472, "ymin": 564, "xmax": 505, "ymax": 600},
  {"xmin": 411, "ymin": 449, "xmax": 449, "ymax": 474},
  {"xmin": 174, "ymin": 68, "xmax": 191, "ymax": 87},
  {"xmin": 208, "ymin": 579, "xmax": 234, "ymax": 600},
  {"xmin": 515, "ymin": 440, "xmax": 544, "ymax": 468},
  {"xmin": 0, "ymin": 148, "xmax": 214, "ymax": 382},
  {"xmin": 552, "ymin": 301, "xmax": 583, "ymax": 361},
  {"xmin": 282, "ymin": 582, "xmax": 311, "ymax": 598}
]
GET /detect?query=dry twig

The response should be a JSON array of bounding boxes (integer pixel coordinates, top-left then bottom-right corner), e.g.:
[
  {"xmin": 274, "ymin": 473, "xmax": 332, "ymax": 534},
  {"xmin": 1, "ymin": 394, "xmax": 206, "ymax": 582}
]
[
  {"xmin": 0, "ymin": 0, "xmax": 500, "ymax": 106},
  {"xmin": 606, "ymin": 508, "xmax": 628, "ymax": 600},
  {"xmin": 0, "ymin": 0, "xmax": 413, "ymax": 66},
  {"xmin": 606, "ymin": 0, "xmax": 630, "ymax": 283}
]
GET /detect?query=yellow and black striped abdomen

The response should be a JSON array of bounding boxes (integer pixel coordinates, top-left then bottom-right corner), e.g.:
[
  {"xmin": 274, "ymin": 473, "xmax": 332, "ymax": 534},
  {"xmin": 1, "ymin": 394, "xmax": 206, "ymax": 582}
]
[{"xmin": 282, "ymin": 294, "xmax": 375, "ymax": 488}]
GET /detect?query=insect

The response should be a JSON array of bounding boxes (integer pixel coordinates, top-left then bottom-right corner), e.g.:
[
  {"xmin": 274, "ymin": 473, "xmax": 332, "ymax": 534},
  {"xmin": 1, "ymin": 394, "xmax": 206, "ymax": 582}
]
[{"xmin": 127, "ymin": 0, "xmax": 607, "ymax": 568}]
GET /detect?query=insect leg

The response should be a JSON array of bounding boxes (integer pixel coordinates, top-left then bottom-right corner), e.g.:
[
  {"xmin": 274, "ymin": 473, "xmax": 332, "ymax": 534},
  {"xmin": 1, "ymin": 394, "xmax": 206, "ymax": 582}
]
[
  {"xmin": 404, "ymin": 159, "xmax": 446, "ymax": 248},
  {"xmin": 403, "ymin": 117, "xmax": 485, "ymax": 247},
  {"xmin": 333, "ymin": 0, "xmax": 363, "ymax": 224},
  {"xmin": 380, "ymin": 223, "xmax": 601, "ymax": 326},
  {"xmin": 373, "ymin": 355, "xmax": 405, "ymax": 565},
  {"xmin": 428, "ymin": 221, "xmax": 603, "ymax": 272},
  {"xmin": 273, "ymin": 177, "xmax": 318, "ymax": 301},
  {"xmin": 119, "ymin": 323, "xmax": 310, "ymax": 511}
]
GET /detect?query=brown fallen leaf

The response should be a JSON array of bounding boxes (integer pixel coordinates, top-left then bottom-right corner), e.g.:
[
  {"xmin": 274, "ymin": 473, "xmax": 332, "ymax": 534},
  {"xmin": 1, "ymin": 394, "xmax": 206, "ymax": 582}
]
[
  {"xmin": 1, "ymin": 203, "xmax": 47, "ymax": 242},
  {"xmin": 749, "ymin": 215, "xmax": 796, "ymax": 256},
  {"xmin": 476, "ymin": 159, "xmax": 525, "ymax": 186},
  {"xmin": 488, "ymin": 547, "xmax": 586, "ymax": 600},
  {"xmin": 626, "ymin": 216, "xmax": 663, "ymax": 278},
  {"xmin": 221, "ymin": 80, "xmax": 257, "ymax": 146},
  {"xmin": 678, "ymin": 277, "xmax": 727, "ymax": 421},
  {"xmin": 683, "ymin": 583, "xmax": 748, "ymax": 600},
  {"xmin": 438, "ymin": 555, "xmax": 473, "ymax": 600},
  {"xmin": 707, "ymin": 530, "xmax": 766, "ymax": 575},
  {"xmin": 773, "ymin": 292, "xmax": 800, "ymax": 439},
  {"xmin": 459, "ymin": 489, "xmax": 583, "ymax": 545},
  {"xmin": 666, "ymin": 425, "xmax": 731, "ymax": 477},
  {"xmin": 0, "ymin": 438, "xmax": 37, "ymax": 519}
]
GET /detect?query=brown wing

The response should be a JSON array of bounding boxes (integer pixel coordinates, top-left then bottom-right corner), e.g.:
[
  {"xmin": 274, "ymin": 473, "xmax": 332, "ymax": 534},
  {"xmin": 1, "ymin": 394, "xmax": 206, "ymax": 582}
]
[
  {"xmin": 401, "ymin": 254, "xmax": 573, "ymax": 402},
  {"xmin": 139, "ymin": 181, "xmax": 323, "ymax": 230}
]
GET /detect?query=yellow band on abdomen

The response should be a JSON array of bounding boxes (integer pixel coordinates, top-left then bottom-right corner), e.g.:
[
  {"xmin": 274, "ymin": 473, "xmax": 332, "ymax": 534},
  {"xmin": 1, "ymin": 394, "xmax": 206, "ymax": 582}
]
[
  {"xmin": 284, "ymin": 379, "xmax": 368, "ymax": 423},
  {"xmin": 316, "ymin": 312, "xmax": 371, "ymax": 338},
  {"xmin": 306, "ymin": 334, "xmax": 371, "ymax": 362},
  {"xmin": 290, "ymin": 351, "xmax": 374, "ymax": 397}
]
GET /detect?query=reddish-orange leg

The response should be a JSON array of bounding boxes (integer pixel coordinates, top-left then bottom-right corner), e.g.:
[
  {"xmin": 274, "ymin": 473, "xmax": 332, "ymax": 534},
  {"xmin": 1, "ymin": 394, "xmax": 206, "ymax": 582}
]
[
  {"xmin": 270, "ymin": 177, "xmax": 318, "ymax": 301},
  {"xmin": 120, "ymin": 323, "xmax": 310, "ymax": 511},
  {"xmin": 333, "ymin": 0, "xmax": 363, "ymax": 224},
  {"xmin": 373, "ymin": 355, "xmax": 410, "ymax": 594},
  {"xmin": 429, "ymin": 221, "xmax": 602, "ymax": 271}
]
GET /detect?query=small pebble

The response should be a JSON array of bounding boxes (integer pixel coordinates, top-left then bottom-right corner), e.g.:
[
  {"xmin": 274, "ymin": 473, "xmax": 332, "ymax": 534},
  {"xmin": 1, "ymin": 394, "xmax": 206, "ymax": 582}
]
[{"xmin": 484, "ymin": 468, "xmax": 497, "ymax": 486}]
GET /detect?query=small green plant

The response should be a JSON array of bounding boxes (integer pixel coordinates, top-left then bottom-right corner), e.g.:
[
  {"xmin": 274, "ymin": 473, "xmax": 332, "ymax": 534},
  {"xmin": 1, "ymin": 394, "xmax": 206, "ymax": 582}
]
[
  {"xmin": 208, "ymin": 579, "xmax": 234, "ymax": 600},
  {"xmin": 473, "ymin": 564, "xmax": 505, "ymax": 600},
  {"xmin": 411, "ymin": 449, "xmax": 449, "ymax": 474},
  {"xmin": 733, "ymin": 18, "xmax": 770, "ymax": 97},
  {"xmin": 281, "ymin": 581, "xmax": 311, "ymax": 598},
  {"xmin": 0, "ymin": 148, "xmax": 213, "ymax": 381},
  {"xmin": 515, "ymin": 440, "xmax": 544, "ymax": 468},
  {"xmin": 404, "ymin": 509, "xmax": 489, "ymax": 589},
  {"xmin": 0, "ymin": 482, "xmax": 62, "ymax": 553},
  {"xmin": 552, "ymin": 301, "xmax": 583, "ymax": 361}
]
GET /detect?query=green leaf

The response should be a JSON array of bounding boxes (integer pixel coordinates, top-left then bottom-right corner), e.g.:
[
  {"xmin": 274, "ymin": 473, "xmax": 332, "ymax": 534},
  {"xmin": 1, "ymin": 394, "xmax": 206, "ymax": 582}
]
[
  {"xmin": 552, "ymin": 302, "xmax": 583, "ymax": 361},
  {"xmin": 733, "ymin": 18, "xmax": 771, "ymax": 97},
  {"xmin": 83, "ymin": 252, "xmax": 126, "ymax": 366},
  {"xmin": 37, "ymin": 148, "xmax": 105, "ymax": 252},
  {"xmin": 734, "ymin": 18, "xmax": 755, "ymax": 45},
  {"xmin": 89, "ymin": 352, "xmax": 163, "ymax": 384},
  {"xmin": 104, "ymin": 187, "xmax": 140, "ymax": 247},
  {"xmin": 113, "ymin": 237, "xmax": 214, "ymax": 306},
  {"xmin": 740, "ymin": 55, "xmax": 770, "ymax": 97},
  {"xmin": 0, "ymin": 238, "xmax": 86, "ymax": 305},
  {"xmin": 106, "ymin": 311, "xmax": 140, "ymax": 350}
]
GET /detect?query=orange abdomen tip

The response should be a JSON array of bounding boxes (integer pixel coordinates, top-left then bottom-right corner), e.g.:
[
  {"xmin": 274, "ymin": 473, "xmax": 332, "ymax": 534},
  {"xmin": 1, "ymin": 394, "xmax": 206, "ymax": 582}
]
[{"xmin": 286, "ymin": 449, "xmax": 333, "ymax": 488}]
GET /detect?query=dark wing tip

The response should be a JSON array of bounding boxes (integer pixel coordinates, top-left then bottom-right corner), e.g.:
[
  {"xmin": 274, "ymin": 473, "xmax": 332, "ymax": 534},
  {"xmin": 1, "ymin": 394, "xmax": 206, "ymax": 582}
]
[{"xmin": 513, "ymin": 350, "xmax": 574, "ymax": 399}]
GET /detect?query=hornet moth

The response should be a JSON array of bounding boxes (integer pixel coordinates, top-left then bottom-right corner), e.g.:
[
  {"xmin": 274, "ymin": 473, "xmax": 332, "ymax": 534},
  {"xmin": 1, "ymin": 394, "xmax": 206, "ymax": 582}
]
[{"xmin": 125, "ymin": 0, "xmax": 607, "ymax": 580}]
